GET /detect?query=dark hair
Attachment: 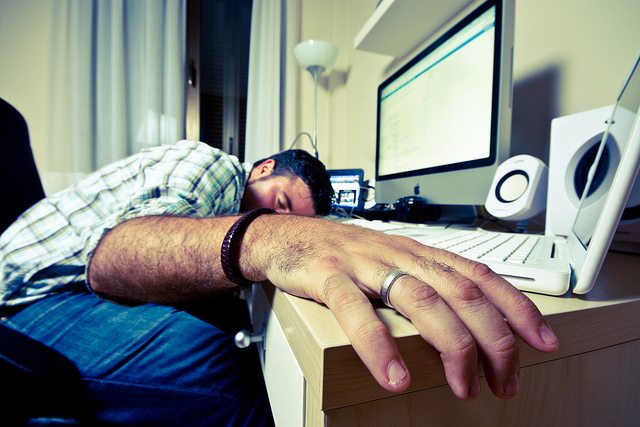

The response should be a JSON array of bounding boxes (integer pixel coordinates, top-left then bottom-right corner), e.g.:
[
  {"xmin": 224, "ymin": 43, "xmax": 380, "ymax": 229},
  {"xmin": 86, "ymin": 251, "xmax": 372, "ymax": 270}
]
[{"xmin": 253, "ymin": 149, "xmax": 333, "ymax": 216}]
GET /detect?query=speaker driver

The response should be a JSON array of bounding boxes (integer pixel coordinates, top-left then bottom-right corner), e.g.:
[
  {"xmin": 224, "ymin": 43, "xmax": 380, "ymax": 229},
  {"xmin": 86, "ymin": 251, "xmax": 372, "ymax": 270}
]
[
  {"xmin": 496, "ymin": 170, "xmax": 529, "ymax": 203},
  {"xmin": 573, "ymin": 138, "xmax": 611, "ymax": 200}
]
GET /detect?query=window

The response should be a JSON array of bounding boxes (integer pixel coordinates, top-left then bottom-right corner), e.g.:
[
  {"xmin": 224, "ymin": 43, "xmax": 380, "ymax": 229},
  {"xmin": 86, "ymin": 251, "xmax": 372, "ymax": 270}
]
[{"xmin": 186, "ymin": 0, "xmax": 253, "ymax": 161}]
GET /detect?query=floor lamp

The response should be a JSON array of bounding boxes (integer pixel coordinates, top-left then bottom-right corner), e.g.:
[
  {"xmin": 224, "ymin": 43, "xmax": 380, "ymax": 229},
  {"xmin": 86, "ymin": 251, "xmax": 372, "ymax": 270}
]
[{"xmin": 293, "ymin": 40, "xmax": 338, "ymax": 158}]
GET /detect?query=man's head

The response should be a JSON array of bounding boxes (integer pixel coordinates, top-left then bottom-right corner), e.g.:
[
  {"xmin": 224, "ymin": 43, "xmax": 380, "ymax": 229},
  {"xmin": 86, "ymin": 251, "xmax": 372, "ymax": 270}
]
[{"xmin": 241, "ymin": 149, "xmax": 333, "ymax": 216}]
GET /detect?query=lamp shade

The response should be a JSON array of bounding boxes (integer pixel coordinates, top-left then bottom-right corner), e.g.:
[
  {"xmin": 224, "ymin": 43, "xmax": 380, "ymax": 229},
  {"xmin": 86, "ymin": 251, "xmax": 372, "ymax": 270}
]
[{"xmin": 293, "ymin": 40, "xmax": 338, "ymax": 72}]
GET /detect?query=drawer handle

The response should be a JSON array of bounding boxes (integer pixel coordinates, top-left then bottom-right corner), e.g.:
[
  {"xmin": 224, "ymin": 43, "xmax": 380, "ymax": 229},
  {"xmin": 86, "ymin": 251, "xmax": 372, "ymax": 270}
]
[{"xmin": 234, "ymin": 329, "xmax": 264, "ymax": 348}]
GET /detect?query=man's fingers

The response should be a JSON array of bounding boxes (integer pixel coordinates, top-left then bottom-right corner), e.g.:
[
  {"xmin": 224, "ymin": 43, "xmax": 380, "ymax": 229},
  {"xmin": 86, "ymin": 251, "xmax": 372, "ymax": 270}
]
[
  {"xmin": 396, "ymin": 251, "xmax": 524, "ymax": 399},
  {"xmin": 388, "ymin": 274, "xmax": 481, "ymax": 399},
  {"xmin": 319, "ymin": 272, "xmax": 411, "ymax": 392},
  {"xmin": 422, "ymin": 250, "xmax": 559, "ymax": 351},
  {"xmin": 460, "ymin": 259, "xmax": 560, "ymax": 352},
  {"xmin": 463, "ymin": 260, "xmax": 559, "ymax": 396}
]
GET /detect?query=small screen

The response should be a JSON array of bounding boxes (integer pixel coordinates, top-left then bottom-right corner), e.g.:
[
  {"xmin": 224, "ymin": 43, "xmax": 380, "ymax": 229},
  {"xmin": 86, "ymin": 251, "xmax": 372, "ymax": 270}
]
[
  {"xmin": 377, "ymin": 4, "xmax": 496, "ymax": 179},
  {"xmin": 329, "ymin": 170, "xmax": 364, "ymax": 209}
]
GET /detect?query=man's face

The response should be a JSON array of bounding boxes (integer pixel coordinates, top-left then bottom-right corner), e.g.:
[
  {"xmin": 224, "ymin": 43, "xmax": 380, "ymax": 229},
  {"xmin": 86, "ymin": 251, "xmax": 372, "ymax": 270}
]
[{"xmin": 241, "ymin": 159, "xmax": 316, "ymax": 216}]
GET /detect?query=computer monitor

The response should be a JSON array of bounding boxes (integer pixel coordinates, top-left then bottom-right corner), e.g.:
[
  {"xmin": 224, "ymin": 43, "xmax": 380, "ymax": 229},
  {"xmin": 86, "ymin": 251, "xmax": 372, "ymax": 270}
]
[
  {"xmin": 375, "ymin": 0, "xmax": 514, "ymax": 206},
  {"xmin": 328, "ymin": 168, "xmax": 366, "ymax": 211}
]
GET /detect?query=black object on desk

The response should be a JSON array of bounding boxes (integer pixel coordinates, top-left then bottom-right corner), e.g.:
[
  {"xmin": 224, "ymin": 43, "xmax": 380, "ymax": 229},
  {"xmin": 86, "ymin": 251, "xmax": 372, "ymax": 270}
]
[
  {"xmin": 353, "ymin": 197, "xmax": 443, "ymax": 223},
  {"xmin": 395, "ymin": 196, "xmax": 443, "ymax": 223},
  {"xmin": 357, "ymin": 206, "xmax": 397, "ymax": 221}
]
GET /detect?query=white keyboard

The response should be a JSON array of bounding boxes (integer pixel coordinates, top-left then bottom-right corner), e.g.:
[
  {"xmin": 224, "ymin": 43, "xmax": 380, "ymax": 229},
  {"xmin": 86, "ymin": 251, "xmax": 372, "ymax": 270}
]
[
  {"xmin": 421, "ymin": 230, "xmax": 542, "ymax": 264},
  {"xmin": 342, "ymin": 218, "xmax": 551, "ymax": 265}
]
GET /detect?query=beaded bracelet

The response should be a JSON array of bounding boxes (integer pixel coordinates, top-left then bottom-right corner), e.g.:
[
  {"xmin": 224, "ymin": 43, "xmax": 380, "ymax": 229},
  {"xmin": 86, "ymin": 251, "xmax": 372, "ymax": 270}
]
[{"xmin": 220, "ymin": 208, "xmax": 276, "ymax": 287}]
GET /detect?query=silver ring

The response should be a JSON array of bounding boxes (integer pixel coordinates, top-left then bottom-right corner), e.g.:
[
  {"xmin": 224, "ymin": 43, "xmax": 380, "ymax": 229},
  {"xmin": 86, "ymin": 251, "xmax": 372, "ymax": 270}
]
[{"xmin": 380, "ymin": 269, "xmax": 409, "ymax": 309}]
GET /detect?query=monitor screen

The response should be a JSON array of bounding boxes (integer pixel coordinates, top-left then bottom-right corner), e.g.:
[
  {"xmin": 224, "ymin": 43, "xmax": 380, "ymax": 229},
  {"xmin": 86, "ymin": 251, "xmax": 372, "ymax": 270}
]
[
  {"xmin": 375, "ymin": 0, "xmax": 513, "ymax": 206},
  {"xmin": 328, "ymin": 169, "xmax": 365, "ymax": 210}
]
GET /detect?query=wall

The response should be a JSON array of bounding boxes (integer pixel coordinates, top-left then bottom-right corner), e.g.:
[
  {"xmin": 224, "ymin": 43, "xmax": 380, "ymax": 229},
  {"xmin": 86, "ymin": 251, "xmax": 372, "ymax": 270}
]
[
  {"xmin": 2, "ymin": 0, "xmax": 638, "ymax": 184},
  {"xmin": 295, "ymin": 0, "xmax": 640, "ymax": 180},
  {"xmin": 296, "ymin": 0, "xmax": 392, "ymax": 176},
  {"xmin": 0, "ymin": 0, "xmax": 53, "ymax": 176},
  {"xmin": 511, "ymin": 0, "xmax": 640, "ymax": 162}
]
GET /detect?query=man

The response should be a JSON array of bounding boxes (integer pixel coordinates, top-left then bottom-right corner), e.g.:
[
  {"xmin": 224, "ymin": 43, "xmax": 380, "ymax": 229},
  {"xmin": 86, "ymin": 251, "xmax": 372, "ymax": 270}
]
[{"xmin": 0, "ymin": 140, "xmax": 559, "ymax": 425}]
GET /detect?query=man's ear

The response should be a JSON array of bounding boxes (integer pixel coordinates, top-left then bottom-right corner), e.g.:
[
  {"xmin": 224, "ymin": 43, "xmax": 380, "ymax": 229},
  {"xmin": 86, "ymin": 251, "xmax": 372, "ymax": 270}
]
[{"xmin": 250, "ymin": 158, "xmax": 276, "ymax": 180}]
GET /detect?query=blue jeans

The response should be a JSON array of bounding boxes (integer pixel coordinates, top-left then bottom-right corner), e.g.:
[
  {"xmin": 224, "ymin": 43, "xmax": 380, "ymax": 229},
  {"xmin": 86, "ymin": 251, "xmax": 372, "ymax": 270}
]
[{"xmin": 3, "ymin": 288, "xmax": 274, "ymax": 426}]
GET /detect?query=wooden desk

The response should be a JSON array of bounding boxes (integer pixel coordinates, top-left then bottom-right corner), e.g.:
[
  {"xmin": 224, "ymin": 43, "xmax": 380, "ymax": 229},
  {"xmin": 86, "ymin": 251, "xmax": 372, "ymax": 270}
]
[{"xmin": 251, "ymin": 251, "xmax": 640, "ymax": 426}]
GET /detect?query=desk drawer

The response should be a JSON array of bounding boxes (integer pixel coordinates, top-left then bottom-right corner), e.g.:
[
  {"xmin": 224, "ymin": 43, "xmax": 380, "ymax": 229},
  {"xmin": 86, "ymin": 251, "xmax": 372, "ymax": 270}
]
[{"xmin": 246, "ymin": 285, "xmax": 306, "ymax": 427}]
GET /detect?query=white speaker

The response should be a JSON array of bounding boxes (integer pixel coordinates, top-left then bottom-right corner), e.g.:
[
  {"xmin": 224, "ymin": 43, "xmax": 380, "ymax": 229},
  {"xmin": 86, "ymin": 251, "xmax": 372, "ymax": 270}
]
[
  {"xmin": 546, "ymin": 105, "xmax": 640, "ymax": 239},
  {"xmin": 485, "ymin": 154, "xmax": 548, "ymax": 221}
]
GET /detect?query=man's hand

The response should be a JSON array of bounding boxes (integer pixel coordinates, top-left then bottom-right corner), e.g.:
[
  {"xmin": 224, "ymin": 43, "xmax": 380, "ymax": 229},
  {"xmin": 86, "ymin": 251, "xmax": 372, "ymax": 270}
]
[
  {"xmin": 244, "ymin": 215, "xmax": 559, "ymax": 400},
  {"xmin": 89, "ymin": 214, "xmax": 559, "ymax": 400}
]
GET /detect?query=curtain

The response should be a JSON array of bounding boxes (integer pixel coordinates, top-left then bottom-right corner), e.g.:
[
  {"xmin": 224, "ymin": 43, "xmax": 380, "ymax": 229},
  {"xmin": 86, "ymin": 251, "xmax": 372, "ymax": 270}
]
[
  {"xmin": 245, "ymin": 0, "xmax": 300, "ymax": 163},
  {"xmin": 44, "ymin": 0, "xmax": 185, "ymax": 192}
]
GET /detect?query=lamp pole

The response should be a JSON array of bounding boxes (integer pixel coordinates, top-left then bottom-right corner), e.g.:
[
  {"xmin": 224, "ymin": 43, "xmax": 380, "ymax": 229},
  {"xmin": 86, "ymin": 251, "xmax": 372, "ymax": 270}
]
[
  {"xmin": 307, "ymin": 65, "xmax": 324, "ymax": 159},
  {"xmin": 293, "ymin": 39, "xmax": 337, "ymax": 159}
]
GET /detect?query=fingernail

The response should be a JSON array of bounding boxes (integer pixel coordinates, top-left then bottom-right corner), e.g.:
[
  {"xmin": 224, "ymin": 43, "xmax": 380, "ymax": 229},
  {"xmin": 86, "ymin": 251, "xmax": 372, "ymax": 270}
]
[
  {"xmin": 504, "ymin": 373, "xmax": 519, "ymax": 397},
  {"xmin": 539, "ymin": 323, "xmax": 558, "ymax": 345},
  {"xmin": 387, "ymin": 360, "xmax": 408, "ymax": 385}
]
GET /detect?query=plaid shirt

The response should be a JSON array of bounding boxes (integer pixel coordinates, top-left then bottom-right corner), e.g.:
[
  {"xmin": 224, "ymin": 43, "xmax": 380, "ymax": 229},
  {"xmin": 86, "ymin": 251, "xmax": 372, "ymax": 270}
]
[{"xmin": 0, "ymin": 140, "xmax": 248, "ymax": 307}]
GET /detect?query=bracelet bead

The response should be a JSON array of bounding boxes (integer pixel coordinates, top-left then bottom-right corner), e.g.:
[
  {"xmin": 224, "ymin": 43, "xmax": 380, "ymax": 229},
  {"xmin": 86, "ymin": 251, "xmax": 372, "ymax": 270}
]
[{"xmin": 220, "ymin": 208, "xmax": 276, "ymax": 287}]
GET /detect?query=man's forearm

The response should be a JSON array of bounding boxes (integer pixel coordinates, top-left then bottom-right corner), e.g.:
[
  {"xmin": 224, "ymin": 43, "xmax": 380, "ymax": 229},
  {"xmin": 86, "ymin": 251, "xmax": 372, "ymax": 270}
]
[
  {"xmin": 87, "ymin": 215, "xmax": 268, "ymax": 303},
  {"xmin": 86, "ymin": 212, "xmax": 561, "ymax": 401}
]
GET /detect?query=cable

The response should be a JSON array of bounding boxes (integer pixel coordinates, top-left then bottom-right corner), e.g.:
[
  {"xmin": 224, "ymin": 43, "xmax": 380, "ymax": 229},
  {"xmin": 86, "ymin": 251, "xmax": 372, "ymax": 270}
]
[
  {"xmin": 361, "ymin": 184, "xmax": 375, "ymax": 203},
  {"xmin": 288, "ymin": 132, "xmax": 318, "ymax": 158}
]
